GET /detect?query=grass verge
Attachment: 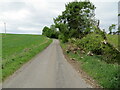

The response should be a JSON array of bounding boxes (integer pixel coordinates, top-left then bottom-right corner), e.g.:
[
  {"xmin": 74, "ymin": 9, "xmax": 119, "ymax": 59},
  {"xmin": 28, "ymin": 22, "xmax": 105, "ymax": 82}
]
[
  {"xmin": 60, "ymin": 42, "xmax": 119, "ymax": 88},
  {"xmin": 2, "ymin": 34, "xmax": 52, "ymax": 81}
]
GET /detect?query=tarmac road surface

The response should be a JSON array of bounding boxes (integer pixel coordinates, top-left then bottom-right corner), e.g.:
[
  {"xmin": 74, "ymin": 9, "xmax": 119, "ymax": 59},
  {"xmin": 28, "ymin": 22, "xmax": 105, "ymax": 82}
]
[{"xmin": 3, "ymin": 39, "xmax": 92, "ymax": 88}]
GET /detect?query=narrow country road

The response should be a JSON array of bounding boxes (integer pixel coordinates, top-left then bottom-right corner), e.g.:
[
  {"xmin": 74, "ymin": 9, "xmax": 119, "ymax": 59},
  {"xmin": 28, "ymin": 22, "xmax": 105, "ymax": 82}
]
[{"xmin": 3, "ymin": 40, "xmax": 92, "ymax": 88}]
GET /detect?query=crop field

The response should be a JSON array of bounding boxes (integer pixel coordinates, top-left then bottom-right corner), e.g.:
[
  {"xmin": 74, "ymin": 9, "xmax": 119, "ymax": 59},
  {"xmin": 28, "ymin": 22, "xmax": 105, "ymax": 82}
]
[
  {"xmin": 2, "ymin": 34, "xmax": 52, "ymax": 81},
  {"xmin": 106, "ymin": 34, "xmax": 119, "ymax": 49}
]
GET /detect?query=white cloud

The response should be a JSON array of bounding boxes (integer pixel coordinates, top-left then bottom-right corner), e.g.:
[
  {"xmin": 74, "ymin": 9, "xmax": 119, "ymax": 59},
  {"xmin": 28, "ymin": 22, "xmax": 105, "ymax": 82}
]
[
  {"xmin": 94, "ymin": 2, "xmax": 118, "ymax": 32},
  {"xmin": 0, "ymin": 0, "xmax": 119, "ymax": 34},
  {"xmin": 18, "ymin": 27, "xmax": 40, "ymax": 32},
  {"xmin": 1, "ymin": 9, "xmax": 30, "ymax": 21}
]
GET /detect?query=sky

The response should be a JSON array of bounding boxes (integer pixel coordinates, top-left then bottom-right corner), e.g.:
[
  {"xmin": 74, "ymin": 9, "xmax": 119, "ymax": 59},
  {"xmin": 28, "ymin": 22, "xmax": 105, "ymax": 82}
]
[{"xmin": 0, "ymin": 0, "xmax": 119, "ymax": 34}]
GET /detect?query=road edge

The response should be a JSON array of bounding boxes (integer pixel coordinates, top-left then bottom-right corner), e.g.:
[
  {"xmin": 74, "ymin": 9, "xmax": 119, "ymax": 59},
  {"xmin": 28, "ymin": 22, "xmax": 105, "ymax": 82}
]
[
  {"xmin": 59, "ymin": 41, "xmax": 101, "ymax": 88},
  {"xmin": 2, "ymin": 39, "xmax": 53, "ymax": 84}
]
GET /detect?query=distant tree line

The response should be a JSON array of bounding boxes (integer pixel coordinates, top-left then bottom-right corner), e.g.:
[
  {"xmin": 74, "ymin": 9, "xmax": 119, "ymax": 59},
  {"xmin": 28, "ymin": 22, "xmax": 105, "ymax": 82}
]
[
  {"xmin": 42, "ymin": 1, "xmax": 98, "ymax": 41},
  {"xmin": 108, "ymin": 24, "xmax": 120, "ymax": 35},
  {"xmin": 42, "ymin": 25, "xmax": 59, "ymax": 39},
  {"xmin": 42, "ymin": 1, "xmax": 120, "ymax": 41},
  {"xmin": 42, "ymin": 0, "xmax": 120, "ymax": 64}
]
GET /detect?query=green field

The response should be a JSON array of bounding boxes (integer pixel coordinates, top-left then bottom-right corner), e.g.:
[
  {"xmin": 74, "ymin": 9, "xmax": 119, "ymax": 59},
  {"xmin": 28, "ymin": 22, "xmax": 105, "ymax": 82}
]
[
  {"xmin": 106, "ymin": 34, "xmax": 119, "ymax": 49},
  {"xmin": 60, "ymin": 42, "xmax": 119, "ymax": 88},
  {"xmin": 1, "ymin": 34, "xmax": 52, "ymax": 81}
]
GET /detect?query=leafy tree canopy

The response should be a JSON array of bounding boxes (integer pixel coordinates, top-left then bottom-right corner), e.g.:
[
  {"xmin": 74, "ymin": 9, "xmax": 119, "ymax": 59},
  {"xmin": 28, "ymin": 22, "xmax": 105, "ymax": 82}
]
[
  {"xmin": 54, "ymin": 1, "xmax": 96, "ymax": 38},
  {"xmin": 109, "ymin": 24, "xmax": 116, "ymax": 34},
  {"xmin": 42, "ymin": 25, "xmax": 59, "ymax": 39}
]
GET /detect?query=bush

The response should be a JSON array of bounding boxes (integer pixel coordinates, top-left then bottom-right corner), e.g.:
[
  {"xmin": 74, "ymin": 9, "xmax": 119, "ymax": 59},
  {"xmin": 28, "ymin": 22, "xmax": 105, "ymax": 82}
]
[
  {"xmin": 68, "ymin": 38, "xmax": 76, "ymax": 43},
  {"xmin": 75, "ymin": 33, "xmax": 120, "ymax": 64},
  {"xmin": 42, "ymin": 26, "xmax": 59, "ymax": 39},
  {"xmin": 61, "ymin": 39, "xmax": 120, "ymax": 88},
  {"xmin": 76, "ymin": 33, "xmax": 103, "ymax": 55},
  {"xmin": 101, "ymin": 43, "xmax": 120, "ymax": 64},
  {"xmin": 59, "ymin": 34, "xmax": 68, "ymax": 43}
]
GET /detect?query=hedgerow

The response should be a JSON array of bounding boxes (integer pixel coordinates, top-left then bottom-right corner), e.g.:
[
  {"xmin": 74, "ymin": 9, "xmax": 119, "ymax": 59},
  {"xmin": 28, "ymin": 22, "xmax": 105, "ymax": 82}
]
[{"xmin": 75, "ymin": 32, "xmax": 119, "ymax": 64}]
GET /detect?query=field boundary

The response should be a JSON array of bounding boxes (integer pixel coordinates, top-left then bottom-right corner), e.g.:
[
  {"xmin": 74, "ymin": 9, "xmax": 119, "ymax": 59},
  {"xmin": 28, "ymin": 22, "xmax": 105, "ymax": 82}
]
[
  {"xmin": 3, "ymin": 39, "xmax": 53, "ymax": 83},
  {"xmin": 60, "ymin": 41, "xmax": 119, "ymax": 88},
  {"xmin": 2, "ymin": 35, "xmax": 53, "ymax": 81},
  {"xmin": 60, "ymin": 43, "xmax": 101, "ymax": 88}
]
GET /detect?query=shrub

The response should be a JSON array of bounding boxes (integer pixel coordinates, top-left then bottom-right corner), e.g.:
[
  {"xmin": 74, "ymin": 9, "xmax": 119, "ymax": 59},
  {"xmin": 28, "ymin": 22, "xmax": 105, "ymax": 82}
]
[
  {"xmin": 76, "ymin": 33, "xmax": 103, "ymax": 55},
  {"xmin": 75, "ymin": 33, "xmax": 120, "ymax": 64},
  {"xmin": 101, "ymin": 43, "xmax": 120, "ymax": 64},
  {"xmin": 68, "ymin": 38, "xmax": 76, "ymax": 43},
  {"xmin": 59, "ymin": 34, "xmax": 68, "ymax": 43},
  {"xmin": 42, "ymin": 26, "xmax": 59, "ymax": 39}
]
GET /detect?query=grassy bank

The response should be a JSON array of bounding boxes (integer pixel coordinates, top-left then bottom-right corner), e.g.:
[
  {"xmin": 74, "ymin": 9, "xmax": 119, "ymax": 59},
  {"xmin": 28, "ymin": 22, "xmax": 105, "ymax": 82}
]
[
  {"xmin": 2, "ymin": 34, "xmax": 52, "ymax": 81},
  {"xmin": 106, "ymin": 34, "xmax": 119, "ymax": 49},
  {"xmin": 60, "ymin": 42, "xmax": 119, "ymax": 88}
]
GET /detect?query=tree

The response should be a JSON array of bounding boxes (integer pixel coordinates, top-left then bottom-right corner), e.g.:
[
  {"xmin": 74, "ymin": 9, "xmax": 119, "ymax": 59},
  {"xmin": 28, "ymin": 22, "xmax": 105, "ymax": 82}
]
[
  {"xmin": 54, "ymin": 23, "xmax": 70, "ymax": 42},
  {"xmin": 42, "ymin": 26, "xmax": 51, "ymax": 37},
  {"xmin": 54, "ymin": 1, "xmax": 96, "ymax": 38},
  {"xmin": 50, "ymin": 25, "xmax": 60, "ymax": 39},
  {"xmin": 42, "ymin": 25, "xmax": 59, "ymax": 39},
  {"xmin": 115, "ymin": 30, "xmax": 120, "ymax": 35},
  {"xmin": 109, "ymin": 24, "xmax": 116, "ymax": 34}
]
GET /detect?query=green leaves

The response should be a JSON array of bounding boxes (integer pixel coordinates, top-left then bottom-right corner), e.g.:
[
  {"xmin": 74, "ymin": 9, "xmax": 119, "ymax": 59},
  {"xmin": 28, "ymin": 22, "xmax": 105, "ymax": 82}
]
[
  {"xmin": 54, "ymin": 1, "xmax": 96, "ymax": 38},
  {"xmin": 75, "ymin": 32, "xmax": 119, "ymax": 64},
  {"xmin": 109, "ymin": 24, "xmax": 116, "ymax": 34},
  {"xmin": 42, "ymin": 25, "xmax": 59, "ymax": 39}
]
